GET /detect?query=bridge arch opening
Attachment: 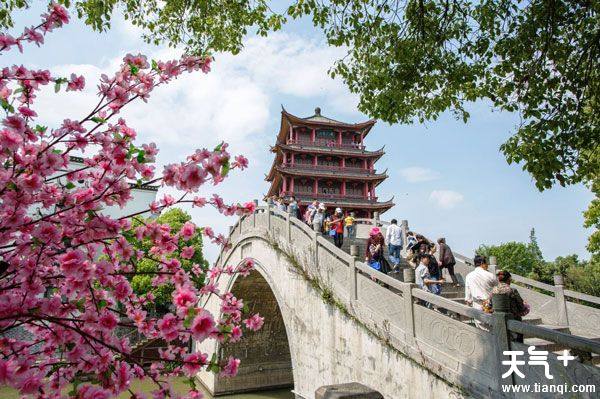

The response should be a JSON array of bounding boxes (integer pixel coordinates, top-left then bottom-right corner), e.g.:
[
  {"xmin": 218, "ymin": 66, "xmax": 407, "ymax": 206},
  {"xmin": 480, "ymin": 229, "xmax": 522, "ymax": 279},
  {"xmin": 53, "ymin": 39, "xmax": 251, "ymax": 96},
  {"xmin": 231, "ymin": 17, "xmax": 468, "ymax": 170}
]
[{"xmin": 212, "ymin": 267, "xmax": 294, "ymax": 395}]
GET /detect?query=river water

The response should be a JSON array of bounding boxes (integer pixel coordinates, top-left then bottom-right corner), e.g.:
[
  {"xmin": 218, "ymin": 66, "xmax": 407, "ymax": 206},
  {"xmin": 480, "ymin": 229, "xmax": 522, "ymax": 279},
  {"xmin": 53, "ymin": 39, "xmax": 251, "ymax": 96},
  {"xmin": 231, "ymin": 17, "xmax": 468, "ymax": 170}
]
[{"xmin": 202, "ymin": 388, "xmax": 294, "ymax": 398}]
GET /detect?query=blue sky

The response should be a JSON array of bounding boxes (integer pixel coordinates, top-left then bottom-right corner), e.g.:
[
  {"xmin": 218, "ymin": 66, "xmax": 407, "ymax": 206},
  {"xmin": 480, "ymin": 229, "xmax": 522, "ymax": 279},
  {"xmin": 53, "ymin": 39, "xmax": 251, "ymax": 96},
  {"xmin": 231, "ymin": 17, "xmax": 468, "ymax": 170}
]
[{"xmin": 6, "ymin": 6, "xmax": 594, "ymax": 262}]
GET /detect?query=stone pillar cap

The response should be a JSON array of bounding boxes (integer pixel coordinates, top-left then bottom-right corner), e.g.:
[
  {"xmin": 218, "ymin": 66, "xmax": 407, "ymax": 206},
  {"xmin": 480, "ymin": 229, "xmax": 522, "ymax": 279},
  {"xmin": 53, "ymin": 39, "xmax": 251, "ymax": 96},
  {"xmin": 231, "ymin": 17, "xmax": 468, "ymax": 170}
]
[{"xmin": 315, "ymin": 382, "xmax": 383, "ymax": 399}]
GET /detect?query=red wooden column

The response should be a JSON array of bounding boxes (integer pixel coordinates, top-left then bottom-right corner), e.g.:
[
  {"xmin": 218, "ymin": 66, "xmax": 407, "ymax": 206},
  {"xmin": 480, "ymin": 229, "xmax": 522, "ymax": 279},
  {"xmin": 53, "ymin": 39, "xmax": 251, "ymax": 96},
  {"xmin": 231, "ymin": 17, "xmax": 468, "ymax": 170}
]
[
  {"xmin": 341, "ymin": 180, "xmax": 346, "ymax": 196},
  {"xmin": 290, "ymin": 177, "xmax": 294, "ymax": 194},
  {"xmin": 313, "ymin": 155, "xmax": 318, "ymax": 166},
  {"xmin": 363, "ymin": 182, "xmax": 368, "ymax": 197},
  {"xmin": 282, "ymin": 176, "xmax": 287, "ymax": 194},
  {"xmin": 337, "ymin": 130, "xmax": 342, "ymax": 145},
  {"xmin": 289, "ymin": 125, "xmax": 293, "ymax": 142},
  {"xmin": 283, "ymin": 152, "xmax": 287, "ymax": 164},
  {"xmin": 311, "ymin": 128, "xmax": 316, "ymax": 143},
  {"xmin": 363, "ymin": 158, "xmax": 367, "ymax": 169},
  {"xmin": 341, "ymin": 157, "xmax": 345, "ymax": 168},
  {"xmin": 360, "ymin": 132, "xmax": 364, "ymax": 147},
  {"xmin": 291, "ymin": 153, "xmax": 295, "ymax": 166},
  {"xmin": 313, "ymin": 179, "xmax": 318, "ymax": 195}
]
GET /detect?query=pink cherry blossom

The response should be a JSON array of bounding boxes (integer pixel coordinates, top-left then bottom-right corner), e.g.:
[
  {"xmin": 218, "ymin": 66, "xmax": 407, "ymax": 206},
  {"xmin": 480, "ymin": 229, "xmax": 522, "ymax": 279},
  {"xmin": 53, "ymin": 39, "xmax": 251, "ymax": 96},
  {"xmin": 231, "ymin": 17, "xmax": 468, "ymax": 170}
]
[
  {"xmin": 66, "ymin": 73, "xmax": 85, "ymax": 91},
  {"xmin": 173, "ymin": 286, "xmax": 197, "ymax": 309},
  {"xmin": 244, "ymin": 314, "xmax": 265, "ymax": 331},
  {"xmin": 0, "ymin": 5, "xmax": 260, "ymax": 398},
  {"xmin": 220, "ymin": 356, "xmax": 240, "ymax": 377},
  {"xmin": 181, "ymin": 246, "xmax": 195, "ymax": 259},
  {"xmin": 190, "ymin": 309, "xmax": 216, "ymax": 342}
]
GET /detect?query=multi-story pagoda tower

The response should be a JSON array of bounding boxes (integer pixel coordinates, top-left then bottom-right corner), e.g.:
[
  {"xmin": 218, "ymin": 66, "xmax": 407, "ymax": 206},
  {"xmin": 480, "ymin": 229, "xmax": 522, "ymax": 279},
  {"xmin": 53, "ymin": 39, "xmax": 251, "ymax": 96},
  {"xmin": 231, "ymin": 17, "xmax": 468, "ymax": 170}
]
[{"xmin": 266, "ymin": 107, "xmax": 394, "ymax": 217}]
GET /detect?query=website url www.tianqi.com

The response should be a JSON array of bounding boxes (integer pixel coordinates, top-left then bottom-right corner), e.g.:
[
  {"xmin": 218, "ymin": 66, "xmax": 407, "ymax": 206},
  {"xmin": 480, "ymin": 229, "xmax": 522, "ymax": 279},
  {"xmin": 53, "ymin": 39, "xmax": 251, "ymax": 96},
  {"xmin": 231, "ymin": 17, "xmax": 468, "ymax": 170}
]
[{"xmin": 502, "ymin": 383, "xmax": 597, "ymax": 394}]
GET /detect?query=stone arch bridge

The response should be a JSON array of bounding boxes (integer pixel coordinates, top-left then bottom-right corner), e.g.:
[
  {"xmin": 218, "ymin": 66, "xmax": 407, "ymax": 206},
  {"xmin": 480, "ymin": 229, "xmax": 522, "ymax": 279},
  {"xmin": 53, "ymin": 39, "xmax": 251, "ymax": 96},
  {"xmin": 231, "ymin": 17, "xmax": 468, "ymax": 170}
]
[{"xmin": 196, "ymin": 206, "xmax": 600, "ymax": 398}]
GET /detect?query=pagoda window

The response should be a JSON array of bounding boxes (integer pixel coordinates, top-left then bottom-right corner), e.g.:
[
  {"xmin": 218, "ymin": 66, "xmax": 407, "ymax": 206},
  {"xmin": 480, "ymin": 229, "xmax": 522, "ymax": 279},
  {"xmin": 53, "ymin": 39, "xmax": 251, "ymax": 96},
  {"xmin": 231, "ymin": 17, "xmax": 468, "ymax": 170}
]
[
  {"xmin": 294, "ymin": 154, "xmax": 312, "ymax": 166},
  {"xmin": 320, "ymin": 180, "xmax": 341, "ymax": 195},
  {"xmin": 295, "ymin": 127, "xmax": 311, "ymax": 144},
  {"xmin": 318, "ymin": 156, "xmax": 340, "ymax": 167},
  {"xmin": 346, "ymin": 158, "xmax": 361, "ymax": 169},
  {"xmin": 346, "ymin": 181, "xmax": 363, "ymax": 197},
  {"xmin": 341, "ymin": 131, "xmax": 357, "ymax": 145},
  {"xmin": 294, "ymin": 178, "xmax": 314, "ymax": 194},
  {"xmin": 316, "ymin": 129, "xmax": 336, "ymax": 146}
]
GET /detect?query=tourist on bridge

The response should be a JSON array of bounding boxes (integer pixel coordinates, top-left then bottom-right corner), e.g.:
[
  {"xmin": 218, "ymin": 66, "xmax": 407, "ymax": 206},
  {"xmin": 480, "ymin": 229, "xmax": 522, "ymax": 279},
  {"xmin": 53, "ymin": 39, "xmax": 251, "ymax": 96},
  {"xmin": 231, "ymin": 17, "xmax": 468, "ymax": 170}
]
[
  {"xmin": 415, "ymin": 254, "xmax": 445, "ymax": 308},
  {"xmin": 277, "ymin": 197, "xmax": 287, "ymax": 212},
  {"xmin": 438, "ymin": 237, "xmax": 459, "ymax": 286},
  {"xmin": 345, "ymin": 212, "xmax": 356, "ymax": 238},
  {"xmin": 312, "ymin": 203, "xmax": 325, "ymax": 233},
  {"xmin": 492, "ymin": 270, "xmax": 529, "ymax": 342},
  {"xmin": 365, "ymin": 227, "xmax": 389, "ymax": 273},
  {"xmin": 327, "ymin": 208, "xmax": 344, "ymax": 248},
  {"xmin": 427, "ymin": 244, "xmax": 442, "ymax": 295},
  {"xmin": 464, "ymin": 255, "xmax": 498, "ymax": 313},
  {"xmin": 304, "ymin": 200, "xmax": 318, "ymax": 224},
  {"xmin": 287, "ymin": 196, "xmax": 299, "ymax": 218},
  {"xmin": 406, "ymin": 231, "xmax": 417, "ymax": 250},
  {"xmin": 385, "ymin": 219, "xmax": 403, "ymax": 270}
]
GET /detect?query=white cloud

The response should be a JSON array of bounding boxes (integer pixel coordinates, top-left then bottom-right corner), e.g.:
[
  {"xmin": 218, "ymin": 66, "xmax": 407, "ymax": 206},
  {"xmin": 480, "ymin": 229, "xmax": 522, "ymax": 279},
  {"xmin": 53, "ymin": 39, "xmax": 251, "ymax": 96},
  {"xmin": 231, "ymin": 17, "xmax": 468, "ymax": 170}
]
[
  {"xmin": 429, "ymin": 190, "xmax": 464, "ymax": 209},
  {"xmin": 399, "ymin": 166, "xmax": 441, "ymax": 183}
]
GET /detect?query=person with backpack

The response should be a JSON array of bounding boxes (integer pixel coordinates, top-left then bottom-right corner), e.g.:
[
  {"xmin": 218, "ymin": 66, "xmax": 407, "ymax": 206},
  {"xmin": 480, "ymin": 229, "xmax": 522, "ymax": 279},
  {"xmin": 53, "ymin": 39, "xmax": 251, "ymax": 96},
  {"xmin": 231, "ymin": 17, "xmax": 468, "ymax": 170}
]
[
  {"xmin": 438, "ymin": 237, "xmax": 458, "ymax": 286},
  {"xmin": 491, "ymin": 270, "xmax": 530, "ymax": 342},
  {"xmin": 365, "ymin": 227, "xmax": 385, "ymax": 271}
]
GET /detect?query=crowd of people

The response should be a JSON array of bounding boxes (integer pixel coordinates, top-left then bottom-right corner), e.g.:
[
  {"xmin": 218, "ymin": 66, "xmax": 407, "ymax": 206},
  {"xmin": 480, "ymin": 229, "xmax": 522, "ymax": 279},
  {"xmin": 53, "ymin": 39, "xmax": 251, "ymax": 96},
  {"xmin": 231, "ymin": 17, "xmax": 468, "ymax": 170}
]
[
  {"xmin": 265, "ymin": 196, "xmax": 529, "ymax": 329},
  {"xmin": 267, "ymin": 196, "xmax": 357, "ymax": 249}
]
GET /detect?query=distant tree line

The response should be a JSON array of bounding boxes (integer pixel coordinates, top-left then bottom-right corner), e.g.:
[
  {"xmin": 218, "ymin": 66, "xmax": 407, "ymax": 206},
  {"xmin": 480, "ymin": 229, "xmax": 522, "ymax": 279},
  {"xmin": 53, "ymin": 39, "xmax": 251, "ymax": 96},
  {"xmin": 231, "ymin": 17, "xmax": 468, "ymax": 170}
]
[{"xmin": 477, "ymin": 228, "xmax": 600, "ymax": 298}]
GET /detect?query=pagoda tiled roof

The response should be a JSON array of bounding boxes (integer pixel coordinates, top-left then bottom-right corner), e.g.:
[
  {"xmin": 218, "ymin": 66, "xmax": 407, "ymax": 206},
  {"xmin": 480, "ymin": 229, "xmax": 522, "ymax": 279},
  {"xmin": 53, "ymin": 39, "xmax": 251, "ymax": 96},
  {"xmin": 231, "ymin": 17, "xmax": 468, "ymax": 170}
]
[
  {"xmin": 274, "ymin": 143, "xmax": 385, "ymax": 158},
  {"xmin": 272, "ymin": 165, "xmax": 388, "ymax": 183},
  {"xmin": 276, "ymin": 106, "xmax": 376, "ymax": 144}
]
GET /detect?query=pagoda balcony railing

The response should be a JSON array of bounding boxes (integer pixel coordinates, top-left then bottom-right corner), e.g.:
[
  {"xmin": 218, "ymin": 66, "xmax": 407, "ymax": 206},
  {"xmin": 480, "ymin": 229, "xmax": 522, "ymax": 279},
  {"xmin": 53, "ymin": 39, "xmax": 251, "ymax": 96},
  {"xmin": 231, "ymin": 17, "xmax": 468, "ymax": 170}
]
[
  {"xmin": 280, "ymin": 163, "xmax": 375, "ymax": 175},
  {"xmin": 281, "ymin": 190, "xmax": 379, "ymax": 202},
  {"xmin": 286, "ymin": 138, "xmax": 365, "ymax": 151}
]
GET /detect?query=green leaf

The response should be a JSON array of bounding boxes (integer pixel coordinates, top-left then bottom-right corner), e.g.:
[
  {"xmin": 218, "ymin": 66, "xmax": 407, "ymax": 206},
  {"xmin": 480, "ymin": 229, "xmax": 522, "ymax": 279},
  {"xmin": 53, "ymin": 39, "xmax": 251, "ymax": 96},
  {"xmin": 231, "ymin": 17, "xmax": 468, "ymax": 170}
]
[
  {"xmin": 136, "ymin": 150, "xmax": 146, "ymax": 163},
  {"xmin": 97, "ymin": 299, "xmax": 108, "ymax": 309},
  {"xmin": 221, "ymin": 161, "xmax": 230, "ymax": 177},
  {"xmin": 91, "ymin": 116, "xmax": 107, "ymax": 124},
  {"xmin": 129, "ymin": 64, "xmax": 139, "ymax": 75},
  {"xmin": 1, "ymin": 99, "xmax": 14, "ymax": 113},
  {"xmin": 65, "ymin": 182, "xmax": 76, "ymax": 189}
]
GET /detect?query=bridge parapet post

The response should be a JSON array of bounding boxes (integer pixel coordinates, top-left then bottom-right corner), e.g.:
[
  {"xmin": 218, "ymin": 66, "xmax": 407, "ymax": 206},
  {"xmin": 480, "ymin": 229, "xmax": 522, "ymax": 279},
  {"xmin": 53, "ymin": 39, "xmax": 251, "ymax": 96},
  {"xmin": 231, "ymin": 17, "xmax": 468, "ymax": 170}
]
[
  {"xmin": 252, "ymin": 199, "xmax": 258, "ymax": 227},
  {"xmin": 553, "ymin": 274, "xmax": 569, "ymax": 326},
  {"xmin": 491, "ymin": 292, "xmax": 514, "ymax": 392},
  {"xmin": 285, "ymin": 211, "xmax": 291, "ymax": 242},
  {"xmin": 400, "ymin": 219, "xmax": 408, "ymax": 256},
  {"xmin": 489, "ymin": 256, "xmax": 497, "ymax": 275},
  {"xmin": 372, "ymin": 212, "xmax": 379, "ymax": 227},
  {"xmin": 403, "ymin": 283, "xmax": 417, "ymax": 343},
  {"xmin": 349, "ymin": 245, "xmax": 359, "ymax": 302},
  {"xmin": 267, "ymin": 204, "xmax": 272, "ymax": 232}
]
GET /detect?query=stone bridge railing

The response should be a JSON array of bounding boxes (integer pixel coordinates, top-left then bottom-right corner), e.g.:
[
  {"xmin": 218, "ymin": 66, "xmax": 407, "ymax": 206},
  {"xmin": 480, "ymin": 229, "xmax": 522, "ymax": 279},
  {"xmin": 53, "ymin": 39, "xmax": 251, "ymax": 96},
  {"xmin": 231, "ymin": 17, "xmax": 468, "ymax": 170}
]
[
  {"xmin": 353, "ymin": 216, "xmax": 600, "ymax": 337},
  {"xmin": 218, "ymin": 206, "xmax": 600, "ymax": 398}
]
